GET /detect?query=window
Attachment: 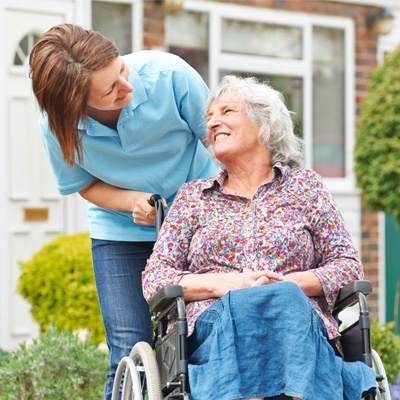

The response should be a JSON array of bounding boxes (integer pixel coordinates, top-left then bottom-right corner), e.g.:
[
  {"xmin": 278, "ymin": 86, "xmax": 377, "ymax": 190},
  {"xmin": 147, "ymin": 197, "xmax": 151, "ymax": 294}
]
[
  {"xmin": 14, "ymin": 33, "xmax": 40, "ymax": 66},
  {"xmin": 221, "ymin": 19, "xmax": 302, "ymax": 60},
  {"xmin": 166, "ymin": 3, "xmax": 354, "ymax": 189},
  {"xmin": 92, "ymin": 0, "xmax": 143, "ymax": 55},
  {"xmin": 312, "ymin": 27, "xmax": 345, "ymax": 177},
  {"xmin": 166, "ymin": 10, "xmax": 209, "ymax": 83}
]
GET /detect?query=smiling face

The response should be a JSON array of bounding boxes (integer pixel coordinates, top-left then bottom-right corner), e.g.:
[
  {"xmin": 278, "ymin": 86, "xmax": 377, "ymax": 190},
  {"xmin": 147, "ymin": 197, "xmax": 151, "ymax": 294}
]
[
  {"xmin": 206, "ymin": 92, "xmax": 269, "ymax": 167},
  {"xmin": 87, "ymin": 56, "xmax": 133, "ymax": 111}
]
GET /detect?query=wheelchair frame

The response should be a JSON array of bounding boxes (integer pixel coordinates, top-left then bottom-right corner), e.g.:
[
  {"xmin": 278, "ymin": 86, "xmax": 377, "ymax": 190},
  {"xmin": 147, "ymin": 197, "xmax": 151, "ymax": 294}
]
[
  {"xmin": 332, "ymin": 280, "xmax": 390, "ymax": 400},
  {"xmin": 111, "ymin": 195, "xmax": 390, "ymax": 400}
]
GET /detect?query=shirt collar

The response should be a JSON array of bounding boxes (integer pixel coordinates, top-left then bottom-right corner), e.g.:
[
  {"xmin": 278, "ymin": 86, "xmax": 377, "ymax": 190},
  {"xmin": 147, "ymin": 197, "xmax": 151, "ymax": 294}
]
[{"xmin": 199, "ymin": 162, "xmax": 291, "ymax": 196}]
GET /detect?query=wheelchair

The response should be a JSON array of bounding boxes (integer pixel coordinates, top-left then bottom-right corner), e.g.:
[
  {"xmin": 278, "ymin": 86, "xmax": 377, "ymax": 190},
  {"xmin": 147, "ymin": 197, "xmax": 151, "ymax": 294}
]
[{"xmin": 111, "ymin": 196, "xmax": 390, "ymax": 400}]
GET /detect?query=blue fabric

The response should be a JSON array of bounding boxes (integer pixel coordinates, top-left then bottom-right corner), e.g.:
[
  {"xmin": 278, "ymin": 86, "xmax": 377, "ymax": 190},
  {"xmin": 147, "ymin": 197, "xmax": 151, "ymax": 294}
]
[
  {"xmin": 187, "ymin": 282, "xmax": 377, "ymax": 400},
  {"xmin": 40, "ymin": 50, "xmax": 219, "ymax": 241},
  {"xmin": 91, "ymin": 239, "xmax": 155, "ymax": 400}
]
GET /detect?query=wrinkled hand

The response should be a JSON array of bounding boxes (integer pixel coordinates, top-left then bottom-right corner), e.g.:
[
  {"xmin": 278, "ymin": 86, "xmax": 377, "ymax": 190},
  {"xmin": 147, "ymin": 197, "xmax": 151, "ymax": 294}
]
[
  {"xmin": 241, "ymin": 267, "xmax": 283, "ymax": 287},
  {"xmin": 211, "ymin": 267, "xmax": 284, "ymax": 298},
  {"xmin": 132, "ymin": 193, "xmax": 167, "ymax": 226}
]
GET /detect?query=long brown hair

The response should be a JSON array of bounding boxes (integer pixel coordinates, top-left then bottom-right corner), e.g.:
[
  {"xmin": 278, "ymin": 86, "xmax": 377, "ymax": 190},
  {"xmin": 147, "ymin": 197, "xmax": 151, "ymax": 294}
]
[{"xmin": 29, "ymin": 24, "xmax": 119, "ymax": 166}]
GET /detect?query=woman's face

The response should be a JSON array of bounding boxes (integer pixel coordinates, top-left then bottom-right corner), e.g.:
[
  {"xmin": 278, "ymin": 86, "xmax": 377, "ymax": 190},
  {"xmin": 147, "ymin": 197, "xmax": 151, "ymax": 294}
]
[
  {"xmin": 87, "ymin": 56, "xmax": 133, "ymax": 111},
  {"xmin": 206, "ymin": 93, "xmax": 266, "ymax": 165}
]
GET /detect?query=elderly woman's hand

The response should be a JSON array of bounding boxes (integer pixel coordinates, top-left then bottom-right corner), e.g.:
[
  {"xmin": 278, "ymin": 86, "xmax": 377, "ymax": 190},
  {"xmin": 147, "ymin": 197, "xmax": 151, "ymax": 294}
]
[{"xmin": 241, "ymin": 267, "xmax": 283, "ymax": 287}]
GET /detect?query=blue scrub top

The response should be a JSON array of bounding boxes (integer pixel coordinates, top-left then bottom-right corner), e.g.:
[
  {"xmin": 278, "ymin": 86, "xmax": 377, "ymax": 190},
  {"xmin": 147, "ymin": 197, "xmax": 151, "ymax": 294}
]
[{"xmin": 40, "ymin": 50, "xmax": 219, "ymax": 241}]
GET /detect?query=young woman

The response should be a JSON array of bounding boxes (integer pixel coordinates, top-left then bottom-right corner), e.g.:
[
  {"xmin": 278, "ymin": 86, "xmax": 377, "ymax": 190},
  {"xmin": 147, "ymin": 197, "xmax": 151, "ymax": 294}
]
[{"xmin": 29, "ymin": 23, "xmax": 219, "ymax": 399}]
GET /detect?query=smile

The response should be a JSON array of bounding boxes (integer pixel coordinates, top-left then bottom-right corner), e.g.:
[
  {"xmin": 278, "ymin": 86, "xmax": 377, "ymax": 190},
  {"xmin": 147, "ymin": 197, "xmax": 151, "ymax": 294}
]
[{"xmin": 215, "ymin": 133, "xmax": 230, "ymax": 141}]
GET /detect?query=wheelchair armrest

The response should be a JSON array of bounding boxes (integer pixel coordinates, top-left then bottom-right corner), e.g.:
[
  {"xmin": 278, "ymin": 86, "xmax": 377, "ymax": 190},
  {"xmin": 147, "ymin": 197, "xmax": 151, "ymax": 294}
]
[
  {"xmin": 149, "ymin": 285, "xmax": 183, "ymax": 315},
  {"xmin": 333, "ymin": 280, "xmax": 372, "ymax": 317}
]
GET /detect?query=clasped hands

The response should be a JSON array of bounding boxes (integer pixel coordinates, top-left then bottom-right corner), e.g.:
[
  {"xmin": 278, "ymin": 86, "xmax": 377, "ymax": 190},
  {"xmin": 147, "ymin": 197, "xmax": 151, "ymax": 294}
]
[
  {"xmin": 210, "ymin": 268, "xmax": 284, "ymax": 299},
  {"xmin": 240, "ymin": 267, "xmax": 283, "ymax": 287}
]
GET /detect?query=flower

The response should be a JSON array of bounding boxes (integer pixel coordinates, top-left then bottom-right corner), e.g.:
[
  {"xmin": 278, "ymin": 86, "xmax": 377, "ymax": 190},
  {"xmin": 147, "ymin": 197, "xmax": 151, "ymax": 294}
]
[
  {"xmin": 390, "ymin": 373, "xmax": 400, "ymax": 400},
  {"xmin": 25, "ymin": 339, "xmax": 34, "ymax": 351},
  {"xmin": 97, "ymin": 342, "xmax": 109, "ymax": 353},
  {"xmin": 73, "ymin": 328, "xmax": 90, "ymax": 344}
]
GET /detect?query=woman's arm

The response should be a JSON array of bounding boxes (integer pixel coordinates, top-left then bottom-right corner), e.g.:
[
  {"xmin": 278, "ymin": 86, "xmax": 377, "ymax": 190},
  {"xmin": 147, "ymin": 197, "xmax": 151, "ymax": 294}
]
[
  {"xmin": 41, "ymin": 119, "xmax": 166, "ymax": 225},
  {"xmin": 282, "ymin": 270, "xmax": 323, "ymax": 297},
  {"xmin": 179, "ymin": 268, "xmax": 283, "ymax": 301},
  {"xmin": 298, "ymin": 170, "xmax": 363, "ymax": 306},
  {"xmin": 79, "ymin": 178, "xmax": 164, "ymax": 225}
]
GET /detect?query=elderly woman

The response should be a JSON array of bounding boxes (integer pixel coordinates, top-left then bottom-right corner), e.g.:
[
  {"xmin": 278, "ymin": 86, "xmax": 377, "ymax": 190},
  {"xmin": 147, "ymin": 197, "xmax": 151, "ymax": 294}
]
[{"xmin": 142, "ymin": 75, "xmax": 376, "ymax": 400}]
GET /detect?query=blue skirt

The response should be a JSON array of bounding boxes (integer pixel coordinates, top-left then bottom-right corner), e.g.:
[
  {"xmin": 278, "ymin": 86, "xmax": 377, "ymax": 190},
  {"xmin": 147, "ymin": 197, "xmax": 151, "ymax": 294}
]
[{"xmin": 187, "ymin": 282, "xmax": 376, "ymax": 400}]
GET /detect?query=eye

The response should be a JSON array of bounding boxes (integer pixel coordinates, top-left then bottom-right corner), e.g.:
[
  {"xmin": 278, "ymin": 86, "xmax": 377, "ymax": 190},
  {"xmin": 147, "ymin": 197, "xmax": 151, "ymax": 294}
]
[{"xmin": 102, "ymin": 85, "xmax": 115, "ymax": 97}]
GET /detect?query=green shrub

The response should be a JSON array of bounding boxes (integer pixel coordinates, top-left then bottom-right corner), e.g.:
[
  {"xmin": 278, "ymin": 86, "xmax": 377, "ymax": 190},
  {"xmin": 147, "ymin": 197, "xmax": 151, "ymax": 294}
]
[
  {"xmin": 0, "ymin": 324, "xmax": 108, "ymax": 399},
  {"xmin": 0, "ymin": 348, "xmax": 9, "ymax": 367},
  {"xmin": 354, "ymin": 46, "xmax": 400, "ymax": 224},
  {"xmin": 371, "ymin": 318, "xmax": 400, "ymax": 385},
  {"xmin": 18, "ymin": 232, "xmax": 105, "ymax": 344}
]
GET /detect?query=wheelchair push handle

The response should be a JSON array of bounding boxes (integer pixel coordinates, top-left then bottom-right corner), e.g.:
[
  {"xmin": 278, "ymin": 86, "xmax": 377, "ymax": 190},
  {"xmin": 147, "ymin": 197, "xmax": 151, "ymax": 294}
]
[{"xmin": 149, "ymin": 194, "xmax": 165, "ymax": 238}]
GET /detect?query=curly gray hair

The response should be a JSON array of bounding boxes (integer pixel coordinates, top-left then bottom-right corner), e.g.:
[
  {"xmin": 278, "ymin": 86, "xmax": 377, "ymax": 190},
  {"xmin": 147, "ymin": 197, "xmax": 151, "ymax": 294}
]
[{"xmin": 206, "ymin": 75, "xmax": 304, "ymax": 167}]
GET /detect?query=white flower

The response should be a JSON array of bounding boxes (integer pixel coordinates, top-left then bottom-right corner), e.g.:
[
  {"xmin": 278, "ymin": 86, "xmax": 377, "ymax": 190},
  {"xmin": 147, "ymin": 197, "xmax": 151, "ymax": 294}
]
[
  {"xmin": 73, "ymin": 328, "xmax": 90, "ymax": 344},
  {"xmin": 97, "ymin": 342, "xmax": 109, "ymax": 353},
  {"xmin": 25, "ymin": 339, "xmax": 34, "ymax": 351}
]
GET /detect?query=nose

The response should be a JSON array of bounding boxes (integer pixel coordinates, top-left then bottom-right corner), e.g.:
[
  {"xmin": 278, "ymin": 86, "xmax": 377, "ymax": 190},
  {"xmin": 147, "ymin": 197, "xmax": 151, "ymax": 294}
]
[
  {"xmin": 118, "ymin": 76, "xmax": 133, "ymax": 94},
  {"xmin": 206, "ymin": 113, "xmax": 221, "ymax": 130},
  {"xmin": 122, "ymin": 80, "xmax": 133, "ymax": 93}
]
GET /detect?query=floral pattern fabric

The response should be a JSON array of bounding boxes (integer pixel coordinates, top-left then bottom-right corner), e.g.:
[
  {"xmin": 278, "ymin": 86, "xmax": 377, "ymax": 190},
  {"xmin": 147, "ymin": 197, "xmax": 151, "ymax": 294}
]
[{"xmin": 142, "ymin": 163, "xmax": 363, "ymax": 341}]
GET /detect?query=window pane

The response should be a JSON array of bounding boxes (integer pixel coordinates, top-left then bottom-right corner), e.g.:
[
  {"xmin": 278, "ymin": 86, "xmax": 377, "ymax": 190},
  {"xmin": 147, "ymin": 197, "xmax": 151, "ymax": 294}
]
[
  {"xmin": 14, "ymin": 33, "xmax": 40, "ymax": 66},
  {"xmin": 221, "ymin": 19, "xmax": 302, "ymax": 60},
  {"xmin": 220, "ymin": 71, "xmax": 303, "ymax": 137},
  {"xmin": 92, "ymin": 1, "xmax": 132, "ymax": 55},
  {"xmin": 166, "ymin": 11, "xmax": 209, "ymax": 84},
  {"xmin": 312, "ymin": 27, "xmax": 345, "ymax": 177}
]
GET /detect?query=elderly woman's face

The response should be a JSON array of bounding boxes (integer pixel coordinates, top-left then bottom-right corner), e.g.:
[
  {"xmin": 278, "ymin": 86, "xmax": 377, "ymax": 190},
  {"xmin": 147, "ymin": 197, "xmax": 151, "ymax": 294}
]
[
  {"xmin": 87, "ymin": 56, "xmax": 133, "ymax": 111},
  {"xmin": 206, "ymin": 93, "xmax": 261, "ymax": 164}
]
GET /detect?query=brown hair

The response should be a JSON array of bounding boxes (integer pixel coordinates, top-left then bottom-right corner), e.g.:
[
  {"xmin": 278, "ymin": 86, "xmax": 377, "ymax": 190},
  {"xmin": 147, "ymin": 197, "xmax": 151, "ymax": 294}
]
[{"xmin": 29, "ymin": 23, "xmax": 119, "ymax": 166}]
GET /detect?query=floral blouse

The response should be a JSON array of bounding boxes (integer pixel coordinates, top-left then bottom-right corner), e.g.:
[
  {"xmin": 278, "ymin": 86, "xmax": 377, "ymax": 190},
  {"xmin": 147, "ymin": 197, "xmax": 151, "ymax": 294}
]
[{"xmin": 142, "ymin": 163, "xmax": 363, "ymax": 341}]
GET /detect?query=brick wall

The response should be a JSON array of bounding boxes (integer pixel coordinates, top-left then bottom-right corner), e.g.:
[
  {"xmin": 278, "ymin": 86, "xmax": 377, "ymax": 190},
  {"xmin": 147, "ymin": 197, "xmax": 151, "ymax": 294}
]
[
  {"xmin": 142, "ymin": 0, "xmax": 381, "ymax": 316},
  {"xmin": 143, "ymin": 1, "xmax": 166, "ymax": 49}
]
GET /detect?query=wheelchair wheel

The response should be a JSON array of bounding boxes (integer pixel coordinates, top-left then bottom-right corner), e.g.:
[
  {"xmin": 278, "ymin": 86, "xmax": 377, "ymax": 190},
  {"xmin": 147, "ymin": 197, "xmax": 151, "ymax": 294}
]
[
  {"xmin": 371, "ymin": 349, "xmax": 391, "ymax": 400},
  {"xmin": 112, "ymin": 341, "xmax": 161, "ymax": 400}
]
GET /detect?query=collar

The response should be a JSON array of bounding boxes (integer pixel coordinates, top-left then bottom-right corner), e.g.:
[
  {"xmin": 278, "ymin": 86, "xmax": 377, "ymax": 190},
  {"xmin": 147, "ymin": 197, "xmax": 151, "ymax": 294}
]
[{"xmin": 199, "ymin": 162, "xmax": 290, "ymax": 196}]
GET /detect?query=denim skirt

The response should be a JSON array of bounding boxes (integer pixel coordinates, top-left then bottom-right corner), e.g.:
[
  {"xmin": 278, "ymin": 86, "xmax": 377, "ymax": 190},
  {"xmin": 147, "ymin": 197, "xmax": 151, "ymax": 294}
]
[{"xmin": 187, "ymin": 282, "xmax": 376, "ymax": 400}]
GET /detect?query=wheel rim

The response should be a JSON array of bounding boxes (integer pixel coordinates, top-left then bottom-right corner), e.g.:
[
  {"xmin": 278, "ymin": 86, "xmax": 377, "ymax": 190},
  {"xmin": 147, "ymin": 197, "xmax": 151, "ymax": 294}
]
[{"xmin": 129, "ymin": 342, "xmax": 162, "ymax": 400}]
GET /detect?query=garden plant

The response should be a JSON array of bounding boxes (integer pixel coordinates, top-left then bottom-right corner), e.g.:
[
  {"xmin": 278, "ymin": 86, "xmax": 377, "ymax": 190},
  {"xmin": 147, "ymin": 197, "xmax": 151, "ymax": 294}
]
[
  {"xmin": 17, "ymin": 232, "xmax": 105, "ymax": 344},
  {"xmin": 0, "ymin": 324, "xmax": 108, "ymax": 399},
  {"xmin": 354, "ymin": 45, "xmax": 400, "ymax": 224}
]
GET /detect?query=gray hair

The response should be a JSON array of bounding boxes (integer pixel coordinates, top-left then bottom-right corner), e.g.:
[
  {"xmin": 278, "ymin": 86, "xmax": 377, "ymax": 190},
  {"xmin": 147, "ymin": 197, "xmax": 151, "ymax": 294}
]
[{"xmin": 206, "ymin": 75, "xmax": 304, "ymax": 167}]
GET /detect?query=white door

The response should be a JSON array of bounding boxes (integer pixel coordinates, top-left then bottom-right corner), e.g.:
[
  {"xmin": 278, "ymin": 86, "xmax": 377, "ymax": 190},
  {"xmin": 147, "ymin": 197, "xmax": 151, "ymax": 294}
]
[{"xmin": 1, "ymin": 2, "xmax": 83, "ymax": 350}]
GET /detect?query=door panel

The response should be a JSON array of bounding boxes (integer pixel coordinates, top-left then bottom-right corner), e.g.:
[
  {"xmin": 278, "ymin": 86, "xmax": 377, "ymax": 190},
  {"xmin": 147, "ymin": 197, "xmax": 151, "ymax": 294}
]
[{"xmin": 2, "ymin": 5, "xmax": 71, "ymax": 349}]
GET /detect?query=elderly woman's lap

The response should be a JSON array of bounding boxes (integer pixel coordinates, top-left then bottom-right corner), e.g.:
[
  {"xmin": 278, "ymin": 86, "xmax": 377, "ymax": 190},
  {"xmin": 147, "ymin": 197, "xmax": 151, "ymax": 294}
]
[{"xmin": 187, "ymin": 282, "xmax": 376, "ymax": 400}]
